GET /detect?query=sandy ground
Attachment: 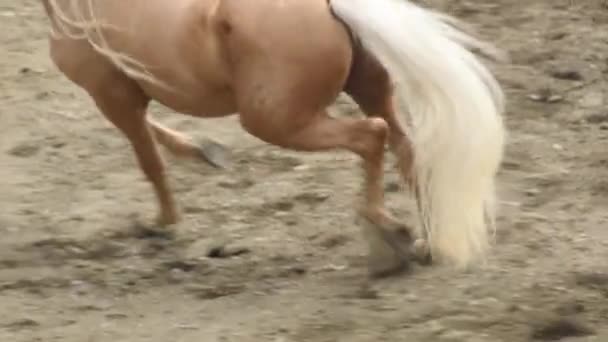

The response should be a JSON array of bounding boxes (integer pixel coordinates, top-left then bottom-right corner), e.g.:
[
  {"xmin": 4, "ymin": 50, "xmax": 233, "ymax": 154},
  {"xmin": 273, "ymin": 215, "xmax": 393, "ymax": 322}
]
[{"xmin": 2, "ymin": 0, "xmax": 608, "ymax": 341}]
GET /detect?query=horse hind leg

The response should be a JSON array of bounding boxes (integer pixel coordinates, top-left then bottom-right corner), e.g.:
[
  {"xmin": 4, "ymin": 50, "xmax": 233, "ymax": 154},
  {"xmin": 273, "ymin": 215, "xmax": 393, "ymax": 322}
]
[
  {"xmin": 86, "ymin": 78, "xmax": 179, "ymax": 227},
  {"xmin": 239, "ymin": 107, "xmax": 411, "ymax": 277},
  {"xmin": 344, "ymin": 43, "xmax": 412, "ymax": 160},
  {"xmin": 148, "ymin": 118, "xmax": 230, "ymax": 168},
  {"xmin": 344, "ymin": 43, "xmax": 432, "ymax": 266}
]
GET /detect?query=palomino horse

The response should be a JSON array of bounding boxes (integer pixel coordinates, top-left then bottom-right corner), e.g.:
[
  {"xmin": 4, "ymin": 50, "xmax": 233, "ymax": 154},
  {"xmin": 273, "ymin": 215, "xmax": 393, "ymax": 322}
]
[{"xmin": 41, "ymin": 0, "xmax": 506, "ymax": 276}]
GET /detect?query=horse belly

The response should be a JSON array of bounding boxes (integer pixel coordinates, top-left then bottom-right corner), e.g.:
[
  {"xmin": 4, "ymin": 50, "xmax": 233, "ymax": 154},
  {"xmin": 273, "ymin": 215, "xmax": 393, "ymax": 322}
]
[{"xmin": 139, "ymin": 81, "xmax": 238, "ymax": 118}]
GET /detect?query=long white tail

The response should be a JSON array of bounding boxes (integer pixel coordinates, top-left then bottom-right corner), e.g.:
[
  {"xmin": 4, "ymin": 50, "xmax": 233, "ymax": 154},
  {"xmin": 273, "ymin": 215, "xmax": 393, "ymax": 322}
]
[{"xmin": 330, "ymin": 0, "xmax": 506, "ymax": 268}]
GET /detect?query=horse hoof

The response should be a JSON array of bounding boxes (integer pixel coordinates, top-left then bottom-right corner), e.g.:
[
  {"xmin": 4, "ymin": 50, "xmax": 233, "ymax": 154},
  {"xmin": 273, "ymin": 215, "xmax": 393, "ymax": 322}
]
[
  {"xmin": 366, "ymin": 240, "xmax": 411, "ymax": 279},
  {"xmin": 412, "ymin": 238, "xmax": 432, "ymax": 265},
  {"xmin": 198, "ymin": 138, "xmax": 230, "ymax": 169}
]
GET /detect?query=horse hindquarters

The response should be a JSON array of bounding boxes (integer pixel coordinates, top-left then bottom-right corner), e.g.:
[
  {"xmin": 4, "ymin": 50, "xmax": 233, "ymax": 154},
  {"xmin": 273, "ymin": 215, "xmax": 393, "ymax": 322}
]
[
  {"xmin": 331, "ymin": 0, "xmax": 506, "ymax": 268},
  {"xmin": 213, "ymin": 0, "xmax": 354, "ymax": 140},
  {"xmin": 211, "ymin": 0, "xmax": 424, "ymax": 276}
]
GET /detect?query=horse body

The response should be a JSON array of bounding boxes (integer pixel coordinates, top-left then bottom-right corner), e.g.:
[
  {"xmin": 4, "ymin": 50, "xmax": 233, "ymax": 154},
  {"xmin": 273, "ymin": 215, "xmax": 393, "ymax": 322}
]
[
  {"xmin": 46, "ymin": 0, "xmax": 351, "ymax": 118},
  {"xmin": 41, "ymin": 0, "xmax": 507, "ymax": 276}
]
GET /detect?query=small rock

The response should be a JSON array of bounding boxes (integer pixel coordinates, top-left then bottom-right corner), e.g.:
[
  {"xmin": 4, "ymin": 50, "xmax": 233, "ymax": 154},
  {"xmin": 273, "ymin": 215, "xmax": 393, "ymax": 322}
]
[
  {"xmin": 584, "ymin": 113, "xmax": 608, "ymax": 124},
  {"xmin": 525, "ymin": 188, "xmax": 541, "ymax": 197},
  {"xmin": 293, "ymin": 191, "xmax": 330, "ymax": 204},
  {"xmin": 319, "ymin": 234, "xmax": 350, "ymax": 249},
  {"xmin": 528, "ymin": 88, "xmax": 563, "ymax": 103},
  {"xmin": 547, "ymin": 32, "xmax": 567, "ymax": 40},
  {"xmin": 7, "ymin": 143, "xmax": 40, "ymax": 157},
  {"xmin": 168, "ymin": 268, "xmax": 188, "ymax": 284},
  {"xmin": 574, "ymin": 271, "xmax": 608, "ymax": 288},
  {"xmin": 105, "ymin": 313, "xmax": 128, "ymax": 320},
  {"xmin": 163, "ymin": 259, "xmax": 198, "ymax": 272},
  {"xmin": 73, "ymin": 304, "xmax": 104, "ymax": 312},
  {"xmin": 271, "ymin": 200, "xmax": 295, "ymax": 212},
  {"xmin": 186, "ymin": 284, "xmax": 244, "ymax": 300},
  {"xmin": 384, "ymin": 181, "xmax": 401, "ymax": 193},
  {"xmin": 207, "ymin": 244, "xmax": 250, "ymax": 259},
  {"xmin": 50, "ymin": 141, "xmax": 66, "ymax": 148},
  {"xmin": 61, "ymin": 319, "xmax": 77, "ymax": 326},
  {"xmin": 5, "ymin": 318, "xmax": 40, "ymax": 330},
  {"xmin": 35, "ymin": 92, "xmax": 51, "ymax": 100},
  {"xmin": 530, "ymin": 317, "xmax": 594, "ymax": 340},
  {"xmin": 547, "ymin": 94, "xmax": 564, "ymax": 103},
  {"xmin": 555, "ymin": 301, "xmax": 585, "ymax": 316},
  {"xmin": 317, "ymin": 264, "xmax": 347, "ymax": 272},
  {"xmin": 293, "ymin": 164, "xmax": 311, "ymax": 171},
  {"xmin": 549, "ymin": 70, "xmax": 583, "ymax": 81},
  {"xmin": 217, "ymin": 178, "xmax": 254, "ymax": 189},
  {"xmin": 357, "ymin": 285, "xmax": 379, "ymax": 300},
  {"xmin": 278, "ymin": 265, "xmax": 308, "ymax": 277}
]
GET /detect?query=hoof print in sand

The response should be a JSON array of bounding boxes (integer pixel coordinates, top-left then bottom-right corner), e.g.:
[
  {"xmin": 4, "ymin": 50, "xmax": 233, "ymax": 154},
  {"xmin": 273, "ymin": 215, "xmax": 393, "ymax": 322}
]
[{"xmin": 530, "ymin": 317, "xmax": 594, "ymax": 341}]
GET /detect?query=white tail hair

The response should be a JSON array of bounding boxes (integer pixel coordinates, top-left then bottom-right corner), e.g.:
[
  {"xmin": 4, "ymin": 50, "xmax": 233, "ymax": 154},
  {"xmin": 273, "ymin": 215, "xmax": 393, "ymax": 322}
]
[{"xmin": 330, "ymin": 0, "xmax": 506, "ymax": 268}]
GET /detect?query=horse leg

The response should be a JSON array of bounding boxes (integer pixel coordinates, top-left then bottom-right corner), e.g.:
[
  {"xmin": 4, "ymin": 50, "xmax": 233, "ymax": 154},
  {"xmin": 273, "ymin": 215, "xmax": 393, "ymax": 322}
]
[
  {"xmin": 239, "ymin": 110, "xmax": 410, "ymax": 276},
  {"xmin": 148, "ymin": 118, "xmax": 229, "ymax": 168},
  {"xmin": 89, "ymin": 84, "xmax": 179, "ymax": 226},
  {"xmin": 344, "ymin": 44, "xmax": 431, "ymax": 265},
  {"xmin": 48, "ymin": 35, "xmax": 180, "ymax": 227}
]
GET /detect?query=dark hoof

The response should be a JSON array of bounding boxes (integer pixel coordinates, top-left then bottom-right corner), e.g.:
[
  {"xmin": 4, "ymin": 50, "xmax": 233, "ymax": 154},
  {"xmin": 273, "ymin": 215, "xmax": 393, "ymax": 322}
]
[
  {"xmin": 375, "ymin": 227, "xmax": 412, "ymax": 261},
  {"xmin": 418, "ymin": 257, "xmax": 432, "ymax": 266},
  {"xmin": 416, "ymin": 252, "xmax": 433, "ymax": 266},
  {"xmin": 199, "ymin": 138, "xmax": 230, "ymax": 169},
  {"xmin": 207, "ymin": 244, "xmax": 250, "ymax": 258}
]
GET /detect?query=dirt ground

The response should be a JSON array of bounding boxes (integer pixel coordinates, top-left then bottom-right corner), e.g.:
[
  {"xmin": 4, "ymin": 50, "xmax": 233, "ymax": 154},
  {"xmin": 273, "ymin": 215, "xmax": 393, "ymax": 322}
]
[{"xmin": 2, "ymin": 0, "xmax": 608, "ymax": 341}]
